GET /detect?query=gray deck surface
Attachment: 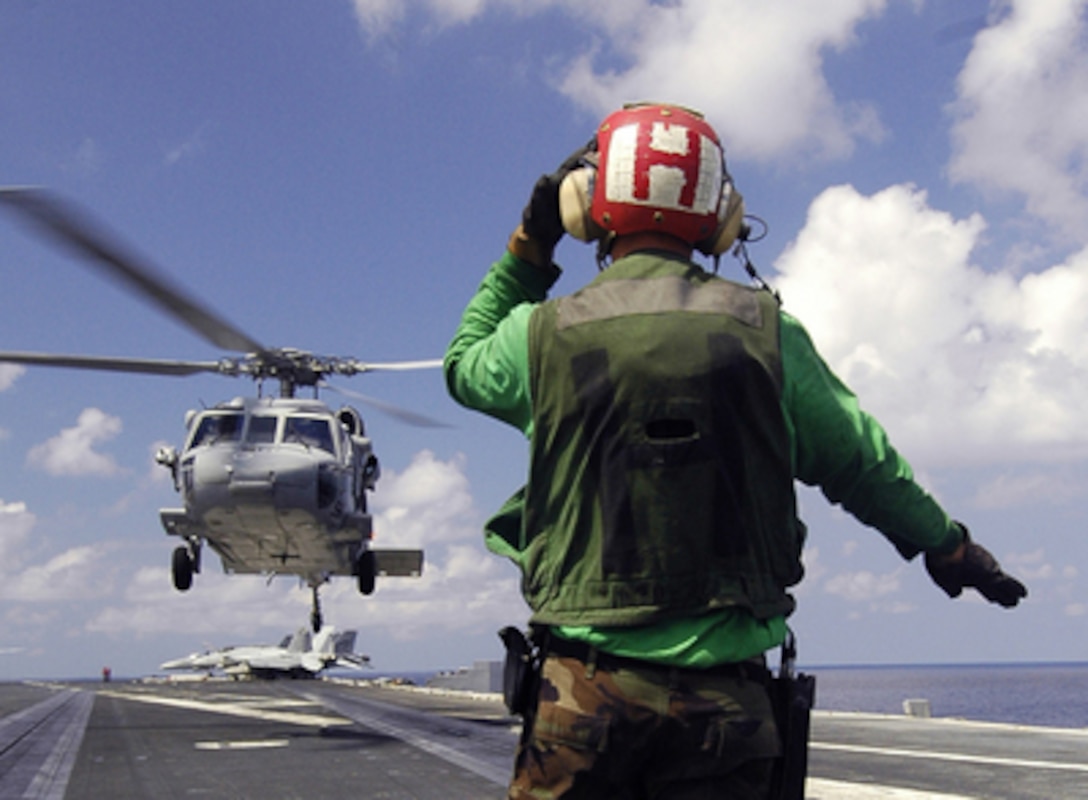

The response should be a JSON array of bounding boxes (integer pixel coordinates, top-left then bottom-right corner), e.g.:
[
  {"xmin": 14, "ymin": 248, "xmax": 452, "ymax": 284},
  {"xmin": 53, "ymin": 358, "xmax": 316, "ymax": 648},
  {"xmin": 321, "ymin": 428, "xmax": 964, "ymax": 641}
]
[{"xmin": 1, "ymin": 679, "xmax": 1085, "ymax": 798}]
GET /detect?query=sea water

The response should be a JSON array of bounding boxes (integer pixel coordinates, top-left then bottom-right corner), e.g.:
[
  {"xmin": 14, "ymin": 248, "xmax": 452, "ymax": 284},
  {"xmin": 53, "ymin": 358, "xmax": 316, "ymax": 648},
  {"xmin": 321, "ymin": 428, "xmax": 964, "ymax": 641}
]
[
  {"xmin": 806, "ymin": 662, "xmax": 1088, "ymax": 729},
  {"xmin": 389, "ymin": 662, "xmax": 1088, "ymax": 729}
]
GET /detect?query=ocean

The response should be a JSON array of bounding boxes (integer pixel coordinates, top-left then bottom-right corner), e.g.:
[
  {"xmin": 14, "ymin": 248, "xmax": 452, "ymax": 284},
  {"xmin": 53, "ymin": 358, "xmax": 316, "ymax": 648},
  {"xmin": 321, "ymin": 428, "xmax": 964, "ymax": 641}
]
[
  {"xmin": 384, "ymin": 662, "xmax": 1088, "ymax": 730},
  {"xmin": 804, "ymin": 662, "xmax": 1088, "ymax": 730}
]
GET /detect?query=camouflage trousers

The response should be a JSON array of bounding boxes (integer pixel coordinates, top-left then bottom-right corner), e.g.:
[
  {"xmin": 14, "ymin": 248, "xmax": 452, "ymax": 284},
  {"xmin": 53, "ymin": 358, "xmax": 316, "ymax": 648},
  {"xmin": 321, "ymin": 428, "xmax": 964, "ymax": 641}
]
[{"xmin": 508, "ymin": 652, "xmax": 781, "ymax": 799}]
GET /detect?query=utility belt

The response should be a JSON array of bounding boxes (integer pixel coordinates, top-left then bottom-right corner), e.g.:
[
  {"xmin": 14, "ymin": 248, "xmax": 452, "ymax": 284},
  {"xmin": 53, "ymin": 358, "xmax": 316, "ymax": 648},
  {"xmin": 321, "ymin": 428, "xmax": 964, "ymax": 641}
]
[{"xmin": 543, "ymin": 632, "xmax": 771, "ymax": 683}]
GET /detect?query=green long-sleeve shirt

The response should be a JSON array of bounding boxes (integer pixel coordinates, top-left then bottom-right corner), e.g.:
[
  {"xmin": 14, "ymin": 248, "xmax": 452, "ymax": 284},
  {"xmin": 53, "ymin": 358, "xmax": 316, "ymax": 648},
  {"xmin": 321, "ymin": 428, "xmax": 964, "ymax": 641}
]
[{"xmin": 446, "ymin": 250, "xmax": 963, "ymax": 666}]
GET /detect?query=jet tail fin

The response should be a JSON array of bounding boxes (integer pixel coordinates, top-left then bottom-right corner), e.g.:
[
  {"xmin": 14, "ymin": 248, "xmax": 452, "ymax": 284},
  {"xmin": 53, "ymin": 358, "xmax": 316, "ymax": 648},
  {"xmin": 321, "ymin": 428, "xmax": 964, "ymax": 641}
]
[
  {"xmin": 286, "ymin": 628, "xmax": 311, "ymax": 654},
  {"xmin": 334, "ymin": 630, "xmax": 357, "ymax": 656},
  {"xmin": 313, "ymin": 626, "xmax": 338, "ymax": 655}
]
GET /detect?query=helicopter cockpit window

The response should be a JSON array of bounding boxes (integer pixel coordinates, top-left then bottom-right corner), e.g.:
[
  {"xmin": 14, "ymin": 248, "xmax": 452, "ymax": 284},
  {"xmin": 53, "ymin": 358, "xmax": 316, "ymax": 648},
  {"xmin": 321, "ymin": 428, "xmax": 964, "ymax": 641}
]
[
  {"xmin": 283, "ymin": 416, "xmax": 336, "ymax": 454},
  {"xmin": 189, "ymin": 412, "xmax": 243, "ymax": 448},
  {"xmin": 246, "ymin": 416, "xmax": 278, "ymax": 445}
]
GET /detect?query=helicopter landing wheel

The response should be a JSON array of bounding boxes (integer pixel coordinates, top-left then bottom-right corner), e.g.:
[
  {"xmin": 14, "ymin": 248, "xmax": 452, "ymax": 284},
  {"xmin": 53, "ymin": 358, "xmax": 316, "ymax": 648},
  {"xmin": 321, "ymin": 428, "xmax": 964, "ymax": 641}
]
[
  {"xmin": 310, "ymin": 585, "xmax": 323, "ymax": 633},
  {"xmin": 356, "ymin": 549, "xmax": 376, "ymax": 596},
  {"xmin": 171, "ymin": 546, "xmax": 194, "ymax": 592}
]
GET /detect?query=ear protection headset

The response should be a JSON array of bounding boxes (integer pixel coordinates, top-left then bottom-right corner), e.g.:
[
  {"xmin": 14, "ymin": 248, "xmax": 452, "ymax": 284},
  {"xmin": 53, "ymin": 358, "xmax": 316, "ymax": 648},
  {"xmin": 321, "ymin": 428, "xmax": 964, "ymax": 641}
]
[{"xmin": 558, "ymin": 103, "xmax": 748, "ymax": 257}]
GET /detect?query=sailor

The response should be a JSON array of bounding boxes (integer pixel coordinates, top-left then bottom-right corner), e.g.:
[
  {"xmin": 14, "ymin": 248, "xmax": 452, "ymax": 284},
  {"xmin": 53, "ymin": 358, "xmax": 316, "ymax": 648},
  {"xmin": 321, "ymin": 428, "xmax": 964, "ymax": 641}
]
[{"xmin": 444, "ymin": 102, "xmax": 1027, "ymax": 799}]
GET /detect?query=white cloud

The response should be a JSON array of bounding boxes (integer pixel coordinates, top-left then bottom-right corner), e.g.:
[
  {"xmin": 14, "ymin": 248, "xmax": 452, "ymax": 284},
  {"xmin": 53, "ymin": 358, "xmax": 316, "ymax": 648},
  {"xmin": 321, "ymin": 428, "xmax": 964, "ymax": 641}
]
[
  {"xmin": 85, "ymin": 569, "xmax": 310, "ymax": 638},
  {"xmin": 338, "ymin": 541, "xmax": 523, "ymax": 639},
  {"xmin": 371, "ymin": 449, "xmax": 477, "ymax": 546},
  {"xmin": 350, "ymin": 0, "xmax": 891, "ymax": 161},
  {"xmin": 557, "ymin": 0, "xmax": 888, "ymax": 161},
  {"xmin": 949, "ymin": 0, "xmax": 1088, "ymax": 239},
  {"xmin": 824, "ymin": 568, "xmax": 903, "ymax": 602},
  {"xmin": 792, "ymin": 545, "xmax": 827, "ymax": 597},
  {"xmin": 0, "ymin": 364, "xmax": 24, "ymax": 392},
  {"xmin": 351, "ymin": 0, "xmax": 532, "ymax": 37},
  {"xmin": 0, "ymin": 500, "xmax": 114, "ymax": 603},
  {"xmin": 972, "ymin": 470, "xmax": 1084, "ymax": 509},
  {"xmin": 2, "ymin": 546, "xmax": 111, "ymax": 602},
  {"xmin": 774, "ymin": 183, "xmax": 1088, "ymax": 465},
  {"xmin": 1006, "ymin": 548, "xmax": 1057, "ymax": 582},
  {"xmin": 26, "ymin": 408, "xmax": 124, "ymax": 477},
  {"xmin": 0, "ymin": 500, "xmax": 35, "ymax": 568},
  {"xmin": 105, "ymin": 439, "xmax": 179, "ymax": 517},
  {"xmin": 352, "ymin": 0, "xmax": 409, "ymax": 38}
]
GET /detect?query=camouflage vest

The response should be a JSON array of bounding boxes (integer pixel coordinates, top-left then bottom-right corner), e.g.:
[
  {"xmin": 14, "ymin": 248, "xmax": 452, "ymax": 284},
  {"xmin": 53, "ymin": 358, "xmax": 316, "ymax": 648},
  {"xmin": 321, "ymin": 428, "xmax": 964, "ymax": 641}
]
[{"xmin": 522, "ymin": 253, "xmax": 804, "ymax": 626}]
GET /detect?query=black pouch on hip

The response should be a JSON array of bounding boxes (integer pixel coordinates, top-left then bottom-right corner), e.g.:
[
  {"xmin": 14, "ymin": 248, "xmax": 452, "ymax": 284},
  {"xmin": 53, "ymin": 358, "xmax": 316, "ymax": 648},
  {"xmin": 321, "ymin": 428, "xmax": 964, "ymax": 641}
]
[
  {"xmin": 768, "ymin": 630, "xmax": 816, "ymax": 800},
  {"xmin": 498, "ymin": 626, "xmax": 542, "ymax": 717}
]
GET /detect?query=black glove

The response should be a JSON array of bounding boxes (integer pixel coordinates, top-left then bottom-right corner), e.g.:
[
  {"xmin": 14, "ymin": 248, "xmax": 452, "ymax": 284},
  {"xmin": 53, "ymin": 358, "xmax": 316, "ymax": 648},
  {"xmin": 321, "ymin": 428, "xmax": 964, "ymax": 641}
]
[
  {"xmin": 519, "ymin": 138, "xmax": 597, "ymax": 256},
  {"xmin": 925, "ymin": 524, "xmax": 1027, "ymax": 608}
]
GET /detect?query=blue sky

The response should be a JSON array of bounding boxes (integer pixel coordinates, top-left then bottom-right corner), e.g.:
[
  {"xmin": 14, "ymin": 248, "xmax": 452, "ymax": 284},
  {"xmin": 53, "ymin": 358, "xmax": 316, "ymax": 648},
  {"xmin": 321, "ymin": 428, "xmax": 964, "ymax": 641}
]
[{"xmin": 2, "ymin": 0, "xmax": 1086, "ymax": 679}]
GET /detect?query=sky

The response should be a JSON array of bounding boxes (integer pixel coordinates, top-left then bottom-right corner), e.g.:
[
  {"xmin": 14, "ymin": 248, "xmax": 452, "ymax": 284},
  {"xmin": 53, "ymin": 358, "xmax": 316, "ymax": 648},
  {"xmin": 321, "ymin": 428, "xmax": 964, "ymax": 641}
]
[{"xmin": 1, "ymin": 0, "xmax": 1086, "ymax": 680}]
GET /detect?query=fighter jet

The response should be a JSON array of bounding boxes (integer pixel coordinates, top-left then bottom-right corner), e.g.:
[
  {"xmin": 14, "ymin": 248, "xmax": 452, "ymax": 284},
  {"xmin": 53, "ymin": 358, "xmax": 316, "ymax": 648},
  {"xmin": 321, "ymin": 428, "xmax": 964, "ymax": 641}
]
[{"xmin": 160, "ymin": 626, "xmax": 370, "ymax": 679}]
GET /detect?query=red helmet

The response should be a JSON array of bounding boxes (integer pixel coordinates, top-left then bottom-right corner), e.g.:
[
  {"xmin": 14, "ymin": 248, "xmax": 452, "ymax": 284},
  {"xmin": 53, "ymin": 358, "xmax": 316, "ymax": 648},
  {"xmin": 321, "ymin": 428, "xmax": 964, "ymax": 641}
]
[
  {"xmin": 593, "ymin": 104, "xmax": 730, "ymax": 246},
  {"xmin": 559, "ymin": 103, "xmax": 747, "ymax": 255}
]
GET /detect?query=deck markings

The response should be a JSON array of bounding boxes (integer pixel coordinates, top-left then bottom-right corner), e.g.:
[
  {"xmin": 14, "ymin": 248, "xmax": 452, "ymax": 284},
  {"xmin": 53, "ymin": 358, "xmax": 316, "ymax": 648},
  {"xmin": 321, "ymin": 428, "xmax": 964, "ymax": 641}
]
[
  {"xmin": 1, "ymin": 688, "xmax": 94, "ymax": 800},
  {"xmin": 813, "ymin": 741, "xmax": 1088, "ymax": 773},
  {"xmin": 98, "ymin": 689, "xmax": 349, "ymax": 728},
  {"xmin": 194, "ymin": 739, "xmax": 291, "ymax": 751},
  {"xmin": 806, "ymin": 778, "xmax": 978, "ymax": 799}
]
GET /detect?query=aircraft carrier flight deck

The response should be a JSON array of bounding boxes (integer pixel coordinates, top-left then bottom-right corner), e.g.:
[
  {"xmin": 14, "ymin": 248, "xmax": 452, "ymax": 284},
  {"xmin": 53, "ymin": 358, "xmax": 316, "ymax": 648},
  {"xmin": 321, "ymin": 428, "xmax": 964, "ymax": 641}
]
[{"xmin": 1, "ymin": 677, "xmax": 1086, "ymax": 799}]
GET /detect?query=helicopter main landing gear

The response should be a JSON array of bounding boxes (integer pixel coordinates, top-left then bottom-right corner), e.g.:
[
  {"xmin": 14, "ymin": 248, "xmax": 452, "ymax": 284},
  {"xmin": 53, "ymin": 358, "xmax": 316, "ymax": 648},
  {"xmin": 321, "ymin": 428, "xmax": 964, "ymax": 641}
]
[
  {"xmin": 171, "ymin": 541, "xmax": 201, "ymax": 591},
  {"xmin": 310, "ymin": 584, "xmax": 324, "ymax": 633},
  {"xmin": 355, "ymin": 549, "xmax": 376, "ymax": 596}
]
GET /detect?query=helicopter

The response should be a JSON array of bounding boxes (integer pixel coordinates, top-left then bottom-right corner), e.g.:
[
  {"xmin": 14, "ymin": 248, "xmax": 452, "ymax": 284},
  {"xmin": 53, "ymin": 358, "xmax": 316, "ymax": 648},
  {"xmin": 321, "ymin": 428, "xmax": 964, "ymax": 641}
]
[{"xmin": 0, "ymin": 187, "xmax": 440, "ymax": 632}]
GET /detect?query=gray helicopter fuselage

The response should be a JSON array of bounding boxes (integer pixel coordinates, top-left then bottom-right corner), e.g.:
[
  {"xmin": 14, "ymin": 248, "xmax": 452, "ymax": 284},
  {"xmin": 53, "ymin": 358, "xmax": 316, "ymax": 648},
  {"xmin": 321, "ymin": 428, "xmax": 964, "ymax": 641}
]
[{"xmin": 158, "ymin": 396, "xmax": 378, "ymax": 583}]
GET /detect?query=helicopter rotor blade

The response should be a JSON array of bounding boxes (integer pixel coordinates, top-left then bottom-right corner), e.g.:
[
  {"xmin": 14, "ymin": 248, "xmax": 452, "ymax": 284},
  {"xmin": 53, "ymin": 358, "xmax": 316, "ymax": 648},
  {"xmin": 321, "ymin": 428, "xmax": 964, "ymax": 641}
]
[
  {"xmin": 0, "ymin": 350, "xmax": 227, "ymax": 378},
  {"xmin": 0, "ymin": 186, "xmax": 266, "ymax": 355},
  {"xmin": 322, "ymin": 382, "xmax": 449, "ymax": 428},
  {"xmin": 337, "ymin": 358, "xmax": 445, "ymax": 374}
]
